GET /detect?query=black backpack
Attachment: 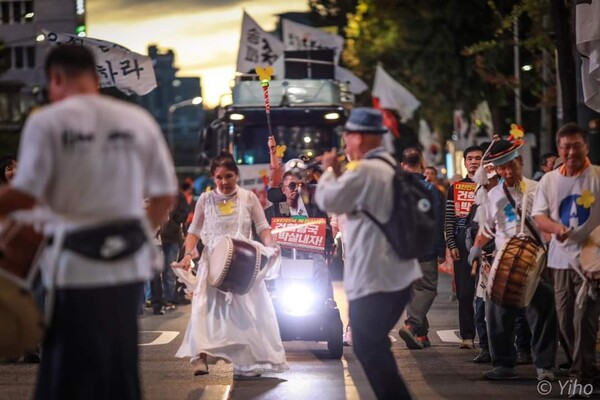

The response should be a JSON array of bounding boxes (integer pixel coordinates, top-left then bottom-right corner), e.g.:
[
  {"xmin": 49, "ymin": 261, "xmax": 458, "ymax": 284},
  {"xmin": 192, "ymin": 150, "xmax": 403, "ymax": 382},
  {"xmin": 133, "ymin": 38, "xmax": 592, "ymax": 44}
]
[{"xmin": 361, "ymin": 156, "xmax": 437, "ymax": 260}]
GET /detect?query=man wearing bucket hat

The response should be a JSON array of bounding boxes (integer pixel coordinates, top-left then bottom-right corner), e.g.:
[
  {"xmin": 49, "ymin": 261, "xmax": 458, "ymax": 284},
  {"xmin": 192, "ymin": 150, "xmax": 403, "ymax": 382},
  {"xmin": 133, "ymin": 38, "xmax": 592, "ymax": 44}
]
[
  {"xmin": 468, "ymin": 136, "xmax": 557, "ymax": 381},
  {"xmin": 532, "ymin": 123, "xmax": 600, "ymax": 394},
  {"xmin": 315, "ymin": 108, "xmax": 422, "ymax": 399}
]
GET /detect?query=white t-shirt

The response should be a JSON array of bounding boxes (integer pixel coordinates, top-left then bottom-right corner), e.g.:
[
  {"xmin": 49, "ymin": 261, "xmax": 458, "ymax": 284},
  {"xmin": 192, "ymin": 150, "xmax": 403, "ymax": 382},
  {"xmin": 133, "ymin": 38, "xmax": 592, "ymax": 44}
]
[
  {"xmin": 532, "ymin": 166, "xmax": 600, "ymax": 269},
  {"xmin": 484, "ymin": 178, "xmax": 538, "ymax": 252},
  {"xmin": 12, "ymin": 94, "xmax": 177, "ymax": 288}
]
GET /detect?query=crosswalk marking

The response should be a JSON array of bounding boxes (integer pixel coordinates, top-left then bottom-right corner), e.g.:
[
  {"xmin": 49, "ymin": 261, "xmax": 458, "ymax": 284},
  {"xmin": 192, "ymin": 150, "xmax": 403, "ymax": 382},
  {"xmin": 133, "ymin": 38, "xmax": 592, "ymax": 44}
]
[
  {"xmin": 199, "ymin": 385, "xmax": 231, "ymax": 400},
  {"xmin": 436, "ymin": 329, "xmax": 462, "ymax": 343},
  {"xmin": 139, "ymin": 331, "xmax": 180, "ymax": 346}
]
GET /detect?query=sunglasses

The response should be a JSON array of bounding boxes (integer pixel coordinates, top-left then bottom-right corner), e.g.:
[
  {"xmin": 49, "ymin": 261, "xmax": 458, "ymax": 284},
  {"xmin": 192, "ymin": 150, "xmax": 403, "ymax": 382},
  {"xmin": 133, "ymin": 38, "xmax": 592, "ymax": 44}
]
[{"xmin": 282, "ymin": 182, "xmax": 303, "ymax": 191}]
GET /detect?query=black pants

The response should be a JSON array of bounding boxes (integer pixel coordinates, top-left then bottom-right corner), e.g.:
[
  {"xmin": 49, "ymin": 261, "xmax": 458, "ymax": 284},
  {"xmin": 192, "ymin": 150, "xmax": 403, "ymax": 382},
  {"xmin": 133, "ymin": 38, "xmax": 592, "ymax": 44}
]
[
  {"xmin": 350, "ymin": 286, "xmax": 413, "ymax": 400},
  {"xmin": 486, "ymin": 280, "xmax": 557, "ymax": 369},
  {"xmin": 35, "ymin": 282, "xmax": 143, "ymax": 400},
  {"xmin": 454, "ymin": 229, "xmax": 476, "ymax": 340}
]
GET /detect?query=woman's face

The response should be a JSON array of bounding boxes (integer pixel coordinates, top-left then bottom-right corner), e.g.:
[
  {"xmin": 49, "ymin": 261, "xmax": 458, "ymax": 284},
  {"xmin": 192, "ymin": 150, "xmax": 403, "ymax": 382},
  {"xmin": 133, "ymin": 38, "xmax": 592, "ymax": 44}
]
[
  {"xmin": 213, "ymin": 166, "xmax": 238, "ymax": 195},
  {"xmin": 4, "ymin": 160, "xmax": 16, "ymax": 183}
]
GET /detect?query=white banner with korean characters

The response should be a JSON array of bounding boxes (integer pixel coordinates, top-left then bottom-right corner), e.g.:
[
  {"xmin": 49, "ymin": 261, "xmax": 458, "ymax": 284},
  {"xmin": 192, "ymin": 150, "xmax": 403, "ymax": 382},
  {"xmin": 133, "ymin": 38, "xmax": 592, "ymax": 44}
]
[
  {"xmin": 42, "ymin": 30, "xmax": 157, "ymax": 96},
  {"xmin": 236, "ymin": 11, "xmax": 285, "ymax": 74}
]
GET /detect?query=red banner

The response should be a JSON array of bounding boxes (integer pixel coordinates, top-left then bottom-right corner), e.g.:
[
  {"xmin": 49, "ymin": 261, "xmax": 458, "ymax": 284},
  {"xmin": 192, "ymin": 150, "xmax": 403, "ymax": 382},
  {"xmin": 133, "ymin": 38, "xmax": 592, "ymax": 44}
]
[
  {"xmin": 271, "ymin": 217, "xmax": 327, "ymax": 252},
  {"xmin": 453, "ymin": 182, "xmax": 476, "ymax": 217}
]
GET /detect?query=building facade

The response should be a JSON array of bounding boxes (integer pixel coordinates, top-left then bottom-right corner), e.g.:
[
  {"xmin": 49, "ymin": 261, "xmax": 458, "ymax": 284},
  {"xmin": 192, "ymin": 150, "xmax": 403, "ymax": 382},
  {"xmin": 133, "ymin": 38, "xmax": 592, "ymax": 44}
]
[
  {"xmin": 139, "ymin": 45, "xmax": 205, "ymax": 168},
  {"xmin": 0, "ymin": 0, "xmax": 83, "ymax": 137}
]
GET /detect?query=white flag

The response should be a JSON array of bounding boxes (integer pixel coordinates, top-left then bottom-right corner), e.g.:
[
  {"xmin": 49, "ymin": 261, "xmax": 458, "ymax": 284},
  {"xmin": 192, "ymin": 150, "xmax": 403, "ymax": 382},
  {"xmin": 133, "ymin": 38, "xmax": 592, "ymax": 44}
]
[
  {"xmin": 576, "ymin": 1, "xmax": 600, "ymax": 112},
  {"xmin": 236, "ymin": 11, "xmax": 284, "ymax": 74},
  {"xmin": 372, "ymin": 65, "xmax": 420, "ymax": 121},
  {"xmin": 282, "ymin": 19, "xmax": 344, "ymax": 64},
  {"xmin": 42, "ymin": 30, "xmax": 157, "ymax": 96},
  {"xmin": 335, "ymin": 65, "xmax": 368, "ymax": 94}
]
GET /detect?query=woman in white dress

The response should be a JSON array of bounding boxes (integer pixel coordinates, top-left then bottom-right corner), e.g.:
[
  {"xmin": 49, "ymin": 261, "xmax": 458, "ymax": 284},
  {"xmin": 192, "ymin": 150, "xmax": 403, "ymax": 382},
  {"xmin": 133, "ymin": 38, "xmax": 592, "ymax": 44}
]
[{"xmin": 173, "ymin": 152, "xmax": 288, "ymax": 378}]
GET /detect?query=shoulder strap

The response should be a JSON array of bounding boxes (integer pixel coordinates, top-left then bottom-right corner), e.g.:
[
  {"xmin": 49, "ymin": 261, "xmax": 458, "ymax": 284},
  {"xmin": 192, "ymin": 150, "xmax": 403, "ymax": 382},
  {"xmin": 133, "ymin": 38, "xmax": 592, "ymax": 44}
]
[
  {"xmin": 368, "ymin": 154, "xmax": 397, "ymax": 171},
  {"xmin": 502, "ymin": 184, "xmax": 544, "ymax": 246}
]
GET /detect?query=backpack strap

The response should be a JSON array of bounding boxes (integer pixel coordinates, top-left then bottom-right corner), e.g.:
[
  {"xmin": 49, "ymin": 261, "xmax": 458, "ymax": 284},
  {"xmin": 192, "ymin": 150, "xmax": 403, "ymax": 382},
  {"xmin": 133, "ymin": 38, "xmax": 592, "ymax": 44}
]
[{"xmin": 357, "ymin": 154, "xmax": 396, "ymax": 226}]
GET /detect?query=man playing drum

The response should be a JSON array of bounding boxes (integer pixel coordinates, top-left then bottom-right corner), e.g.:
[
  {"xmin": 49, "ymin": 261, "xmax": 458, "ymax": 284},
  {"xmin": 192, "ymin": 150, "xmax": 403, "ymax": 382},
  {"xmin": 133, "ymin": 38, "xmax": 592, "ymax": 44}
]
[
  {"xmin": 469, "ymin": 137, "xmax": 557, "ymax": 381},
  {"xmin": 0, "ymin": 45, "xmax": 177, "ymax": 400},
  {"xmin": 533, "ymin": 123, "xmax": 600, "ymax": 392}
]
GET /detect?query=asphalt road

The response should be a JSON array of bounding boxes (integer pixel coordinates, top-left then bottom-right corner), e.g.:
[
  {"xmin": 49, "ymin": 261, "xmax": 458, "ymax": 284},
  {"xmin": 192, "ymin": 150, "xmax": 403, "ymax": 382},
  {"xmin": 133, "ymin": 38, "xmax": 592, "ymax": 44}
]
[{"xmin": 0, "ymin": 273, "xmax": 579, "ymax": 400}]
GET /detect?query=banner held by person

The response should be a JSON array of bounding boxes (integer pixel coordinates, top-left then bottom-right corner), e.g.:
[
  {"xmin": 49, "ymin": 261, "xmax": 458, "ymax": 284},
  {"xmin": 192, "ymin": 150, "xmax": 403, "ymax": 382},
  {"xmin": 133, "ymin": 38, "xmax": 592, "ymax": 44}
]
[
  {"xmin": 42, "ymin": 30, "xmax": 157, "ymax": 96},
  {"xmin": 271, "ymin": 217, "xmax": 327, "ymax": 253}
]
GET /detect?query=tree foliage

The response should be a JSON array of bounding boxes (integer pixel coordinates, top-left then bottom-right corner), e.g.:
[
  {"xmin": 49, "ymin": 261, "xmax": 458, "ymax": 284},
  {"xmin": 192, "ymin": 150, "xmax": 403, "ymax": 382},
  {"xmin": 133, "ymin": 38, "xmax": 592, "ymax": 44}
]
[{"xmin": 328, "ymin": 0, "xmax": 559, "ymax": 137}]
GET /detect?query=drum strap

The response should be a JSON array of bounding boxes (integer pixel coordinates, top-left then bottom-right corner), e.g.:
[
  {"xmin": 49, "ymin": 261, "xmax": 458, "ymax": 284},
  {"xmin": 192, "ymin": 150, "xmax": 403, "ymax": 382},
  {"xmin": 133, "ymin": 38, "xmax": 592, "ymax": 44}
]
[{"xmin": 502, "ymin": 184, "xmax": 544, "ymax": 247}]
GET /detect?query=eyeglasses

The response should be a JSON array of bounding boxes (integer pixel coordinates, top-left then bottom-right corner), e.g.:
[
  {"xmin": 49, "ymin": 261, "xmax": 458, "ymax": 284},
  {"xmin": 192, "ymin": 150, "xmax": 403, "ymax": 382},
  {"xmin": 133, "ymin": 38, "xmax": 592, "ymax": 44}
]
[
  {"xmin": 558, "ymin": 142, "xmax": 586, "ymax": 152},
  {"xmin": 282, "ymin": 182, "xmax": 303, "ymax": 191}
]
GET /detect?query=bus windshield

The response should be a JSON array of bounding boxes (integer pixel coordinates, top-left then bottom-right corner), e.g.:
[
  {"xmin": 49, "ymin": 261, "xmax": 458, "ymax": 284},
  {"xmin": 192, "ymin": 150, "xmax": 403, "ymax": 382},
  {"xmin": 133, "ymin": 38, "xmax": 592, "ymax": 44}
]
[{"xmin": 233, "ymin": 124, "xmax": 342, "ymax": 165}]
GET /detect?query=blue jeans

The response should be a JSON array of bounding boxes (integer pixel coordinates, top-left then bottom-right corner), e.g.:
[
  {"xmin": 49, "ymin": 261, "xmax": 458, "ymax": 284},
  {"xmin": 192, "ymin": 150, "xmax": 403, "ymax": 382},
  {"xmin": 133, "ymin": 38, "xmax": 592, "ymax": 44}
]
[
  {"xmin": 475, "ymin": 297, "xmax": 488, "ymax": 350},
  {"xmin": 161, "ymin": 242, "xmax": 179, "ymax": 303}
]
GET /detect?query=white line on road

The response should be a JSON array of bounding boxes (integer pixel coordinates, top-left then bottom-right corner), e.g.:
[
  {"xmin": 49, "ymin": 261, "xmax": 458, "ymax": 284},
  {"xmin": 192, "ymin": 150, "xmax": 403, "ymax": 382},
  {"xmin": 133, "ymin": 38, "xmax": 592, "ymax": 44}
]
[
  {"xmin": 139, "ymin": 331, "xmax": 180, "ymax": 346},
  {"xmin": 199, "ymin": 385, "xmax": 231, "ymax": 400},
  {"xmin": 436, "ymin": 329, "xmax": 462, "ymax": 343},
  {"xmin": 341, "ymin": 357, "xmax": 361, "ymax": 400}
]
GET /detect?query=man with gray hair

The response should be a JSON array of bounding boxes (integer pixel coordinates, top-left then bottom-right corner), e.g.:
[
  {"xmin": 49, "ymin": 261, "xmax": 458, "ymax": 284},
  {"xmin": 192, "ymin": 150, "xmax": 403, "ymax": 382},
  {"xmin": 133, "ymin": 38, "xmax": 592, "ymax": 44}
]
[{"xmin": 316, "ymin": 108, "xmax": 422, "ymax": 399}]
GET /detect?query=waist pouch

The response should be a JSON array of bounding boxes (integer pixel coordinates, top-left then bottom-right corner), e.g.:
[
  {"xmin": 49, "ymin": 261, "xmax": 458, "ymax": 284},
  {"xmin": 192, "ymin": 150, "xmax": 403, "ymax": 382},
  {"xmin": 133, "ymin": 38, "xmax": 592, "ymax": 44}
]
[{"xmin": 60, "ymin": 220, "xmax": 147, "ymax": 262}]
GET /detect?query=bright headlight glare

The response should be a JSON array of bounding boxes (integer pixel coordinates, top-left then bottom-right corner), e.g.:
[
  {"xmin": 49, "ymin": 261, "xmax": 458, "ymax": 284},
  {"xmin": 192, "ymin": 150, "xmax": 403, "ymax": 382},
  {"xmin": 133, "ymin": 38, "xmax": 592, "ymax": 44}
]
[{"xmin": 281, "ymin": 284, "xmax": 314, "ymax": 316}]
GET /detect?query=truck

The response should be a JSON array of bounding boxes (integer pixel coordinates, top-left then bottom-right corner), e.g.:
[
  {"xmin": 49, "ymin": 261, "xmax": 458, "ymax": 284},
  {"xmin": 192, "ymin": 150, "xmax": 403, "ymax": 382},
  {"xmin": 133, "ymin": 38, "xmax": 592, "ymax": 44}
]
[{"xmin": 201, "ymin": 52, "xmax": 354, "ymax": 204}]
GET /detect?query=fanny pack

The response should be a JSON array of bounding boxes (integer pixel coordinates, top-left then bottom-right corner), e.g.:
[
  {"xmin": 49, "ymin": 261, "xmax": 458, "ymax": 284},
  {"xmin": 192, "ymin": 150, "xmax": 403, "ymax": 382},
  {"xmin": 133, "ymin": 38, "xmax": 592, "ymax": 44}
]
[{"xmin": 59, "ymin": 219, "xmax": 147, "ymax": 262}]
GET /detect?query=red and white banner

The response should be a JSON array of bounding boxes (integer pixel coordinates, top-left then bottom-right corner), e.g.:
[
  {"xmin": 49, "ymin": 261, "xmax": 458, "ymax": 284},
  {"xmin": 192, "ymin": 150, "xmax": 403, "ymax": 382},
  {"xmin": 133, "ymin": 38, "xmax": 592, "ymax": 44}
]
[
  {"xmin": 453, "ymin": 182, "xmax": 476, "ymax": 217},
  {"xmin": 271, "ymin": 217, "xmax": 327, "ymax": 252},
  {"xmin": 372, "ymin": 65, "xmax": 420, "ymax": 122}
]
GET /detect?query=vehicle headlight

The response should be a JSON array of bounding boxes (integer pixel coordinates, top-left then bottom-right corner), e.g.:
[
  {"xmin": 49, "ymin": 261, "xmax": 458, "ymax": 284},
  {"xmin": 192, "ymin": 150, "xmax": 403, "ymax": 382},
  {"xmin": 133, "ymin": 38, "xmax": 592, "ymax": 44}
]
[{"xmin": 280, "ymin": 284, "xmax": 314, "ymax": 316}]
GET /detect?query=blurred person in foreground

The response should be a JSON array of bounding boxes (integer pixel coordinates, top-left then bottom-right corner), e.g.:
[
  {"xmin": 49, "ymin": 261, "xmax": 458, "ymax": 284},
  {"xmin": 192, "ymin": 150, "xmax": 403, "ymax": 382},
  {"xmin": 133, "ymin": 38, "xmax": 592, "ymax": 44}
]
[
  {"xmin": 0, "ymin": 45, "xmax": 177, "ymax": 400},
  {"xmin": 315, "ymin": 108, "xmax": 422, "ymax": 400},
  {"xmin": 0, "ymin": 154, "xmax": 16, "ymax": 185}
]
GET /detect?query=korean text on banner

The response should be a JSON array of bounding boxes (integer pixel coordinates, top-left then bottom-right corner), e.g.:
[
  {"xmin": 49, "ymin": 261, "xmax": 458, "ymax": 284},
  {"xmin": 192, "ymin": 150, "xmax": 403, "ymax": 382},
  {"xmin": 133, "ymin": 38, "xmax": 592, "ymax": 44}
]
[
  {"xmin": 453, "ymin": 182, "xmax": 476, "ymax": 217},
  {"xmin": 236, "ymin": 11, "xmax": 284, "ymax": 74},
  {"xmin": 282, "ymin": 19, "xmax": 344, "ymax": 64},
  {"xmin": 271, "ymin": 217, "xmax": 327, "ymax": 253},
  {"xmin": 42, "ymin": 30, "xmax": 157, "ymax": 96}
]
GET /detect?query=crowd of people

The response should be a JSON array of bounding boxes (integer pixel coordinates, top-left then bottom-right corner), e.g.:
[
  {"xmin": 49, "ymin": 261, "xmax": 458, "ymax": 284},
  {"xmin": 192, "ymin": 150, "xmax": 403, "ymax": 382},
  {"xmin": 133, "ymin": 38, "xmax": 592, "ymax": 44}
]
[{"xmin": 1, "ymin": 44, "xmax": 600, "ymax": 400}]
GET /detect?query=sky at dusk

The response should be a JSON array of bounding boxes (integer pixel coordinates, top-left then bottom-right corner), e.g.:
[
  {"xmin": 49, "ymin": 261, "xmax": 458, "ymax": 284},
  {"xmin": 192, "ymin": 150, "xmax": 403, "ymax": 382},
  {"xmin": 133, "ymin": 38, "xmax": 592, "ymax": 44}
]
[{"xmin": 86, "ymin": 0, "xmax": 310, "ymax": 107}]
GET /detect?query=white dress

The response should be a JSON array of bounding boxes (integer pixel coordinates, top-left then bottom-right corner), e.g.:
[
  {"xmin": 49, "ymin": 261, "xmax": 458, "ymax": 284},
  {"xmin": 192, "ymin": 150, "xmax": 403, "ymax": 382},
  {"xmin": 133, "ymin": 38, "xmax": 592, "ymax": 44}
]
[{"xmin": 175, "ymin": 187, "xmax": 288, "ymax": 374}]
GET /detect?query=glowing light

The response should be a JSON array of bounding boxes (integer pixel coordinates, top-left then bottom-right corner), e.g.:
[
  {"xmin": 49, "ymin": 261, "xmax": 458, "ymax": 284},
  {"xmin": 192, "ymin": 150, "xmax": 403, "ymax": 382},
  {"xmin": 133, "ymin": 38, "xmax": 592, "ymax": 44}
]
[
  {"xmin": 281, "ymin": 284, "xmax": 314, "ymax": 316},
  {"xmin": 36, "ymin": 34, "xmax": 45, "ymax": 42},
  {"xmin": 324, "ymin": 112, "xmax": 340, "ymax": 120},
  {"xmin": 229, "ymin": 113, "xmax": 244, "ymax": 121},
  {"xmin": 521, "ymin": 64, "xmax": 532, "ymax": 72},
  {"xmin": 192, "ymin": 96, "xmax": 202, "ymax": 105},
  {"xmin": 76, "ymin": 0, "xmax": 85, "ymax": 16},
  {"xmin": 303, "ymin": 136, "xmax": 311, "ymax": 144}
]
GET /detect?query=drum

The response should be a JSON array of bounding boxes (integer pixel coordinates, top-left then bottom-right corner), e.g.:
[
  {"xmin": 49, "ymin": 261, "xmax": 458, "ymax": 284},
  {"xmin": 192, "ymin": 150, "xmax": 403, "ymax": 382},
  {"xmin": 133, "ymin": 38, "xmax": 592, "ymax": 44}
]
[
  {"xmin": 487, "ymin": 235, "xmax": 546, "ymax": 308},
  {"xmin": 208, "ymin": 237, "xmax": 269, "ymax": 295},
  {"xmin": 580, "ymin": 226, "xmax": 600, "ymax": 281},
  {"xmin": 0, "ymin": 218, "xmax": 45, "ymax": 359}
]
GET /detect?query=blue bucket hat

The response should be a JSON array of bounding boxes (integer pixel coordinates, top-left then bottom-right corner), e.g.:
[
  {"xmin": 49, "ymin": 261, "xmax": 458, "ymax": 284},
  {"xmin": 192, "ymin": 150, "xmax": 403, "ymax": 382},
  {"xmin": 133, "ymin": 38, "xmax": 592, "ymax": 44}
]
[{"xmin": 344, "ymin": 108, "xmax": 388, "ymax": 134}]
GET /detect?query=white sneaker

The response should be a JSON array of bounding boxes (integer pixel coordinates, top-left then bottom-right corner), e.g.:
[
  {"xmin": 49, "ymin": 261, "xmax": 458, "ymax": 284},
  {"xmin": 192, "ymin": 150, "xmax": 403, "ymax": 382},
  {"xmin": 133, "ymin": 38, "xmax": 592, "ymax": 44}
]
[
  {"xmin": 536, "ymin": 368, "xmax": 556, "ymax": 381},
  {"xmin": 233, "ymin": 365, "xmax": 261, "ymax": 379}
]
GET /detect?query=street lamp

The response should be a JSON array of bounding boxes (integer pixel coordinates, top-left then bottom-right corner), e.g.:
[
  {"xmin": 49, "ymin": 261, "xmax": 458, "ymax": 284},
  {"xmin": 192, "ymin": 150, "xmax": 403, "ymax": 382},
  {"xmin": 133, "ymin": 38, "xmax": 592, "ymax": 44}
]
[{"xmin": 167, "ymin": 96, "xmax": 203, "ymax": 156}]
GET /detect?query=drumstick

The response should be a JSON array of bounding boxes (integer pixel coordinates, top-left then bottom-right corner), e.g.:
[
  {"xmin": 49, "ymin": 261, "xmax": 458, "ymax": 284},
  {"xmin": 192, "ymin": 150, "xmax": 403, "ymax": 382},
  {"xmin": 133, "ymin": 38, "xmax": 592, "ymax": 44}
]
[
  {"xmin": 520, "ymin": 182, "xmax": 528, "ymax": 235},
  {"xmin": 471, "ymin": 258, "xmax": 479, "ymax": 277}
]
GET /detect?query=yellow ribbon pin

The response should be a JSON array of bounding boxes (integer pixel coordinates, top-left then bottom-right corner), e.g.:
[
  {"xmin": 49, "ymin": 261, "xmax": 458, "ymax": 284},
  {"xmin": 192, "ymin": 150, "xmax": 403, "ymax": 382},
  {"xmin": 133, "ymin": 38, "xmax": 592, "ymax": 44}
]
[
  {"xmin": 346, "ymin": 160, "xmax": 361, "ymax": 172},
  {"xmin": 217, "ymin": 199, "xmax": 236, "ymax": 215},
  {"xmin": 519, "ymin": 180, "xmax": 526, "ymax": 193},
  {"xmin": 577, "ymin": 190, "xmax": 596, "ymax": 209},
  {"xmin": 275, "ymin": 144, "xmax": 286, "ymax": 158}
]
